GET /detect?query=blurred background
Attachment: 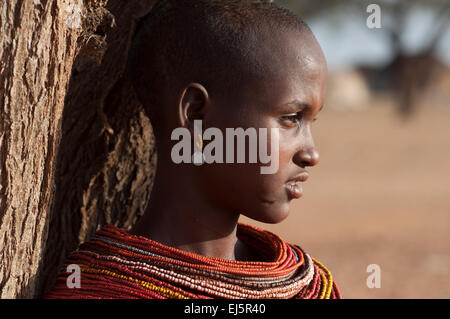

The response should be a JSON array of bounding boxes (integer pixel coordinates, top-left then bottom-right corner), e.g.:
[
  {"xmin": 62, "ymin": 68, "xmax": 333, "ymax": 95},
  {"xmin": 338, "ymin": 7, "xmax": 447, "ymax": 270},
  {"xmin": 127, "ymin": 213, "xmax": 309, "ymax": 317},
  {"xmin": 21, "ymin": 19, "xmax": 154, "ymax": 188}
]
[{"xmin": 242, "ymin": 0, "xmax": 450, "ymax": 298}]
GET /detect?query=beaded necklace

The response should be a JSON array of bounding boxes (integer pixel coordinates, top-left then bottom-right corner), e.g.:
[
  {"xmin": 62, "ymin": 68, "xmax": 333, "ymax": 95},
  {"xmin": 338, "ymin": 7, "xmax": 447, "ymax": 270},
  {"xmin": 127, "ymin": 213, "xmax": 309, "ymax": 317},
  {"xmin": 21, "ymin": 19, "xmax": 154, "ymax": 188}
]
[{"xmin": 46, "ymin": 223, "xmax": 341, "ymax": 299}]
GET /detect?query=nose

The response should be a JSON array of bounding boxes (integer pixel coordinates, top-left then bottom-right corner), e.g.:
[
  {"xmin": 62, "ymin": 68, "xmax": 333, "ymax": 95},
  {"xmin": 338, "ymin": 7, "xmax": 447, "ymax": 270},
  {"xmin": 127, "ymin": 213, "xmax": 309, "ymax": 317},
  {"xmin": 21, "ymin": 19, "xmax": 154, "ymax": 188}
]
[{"xmin": 293, "ymin": 146, "xmax": 320, "ymax": 167}]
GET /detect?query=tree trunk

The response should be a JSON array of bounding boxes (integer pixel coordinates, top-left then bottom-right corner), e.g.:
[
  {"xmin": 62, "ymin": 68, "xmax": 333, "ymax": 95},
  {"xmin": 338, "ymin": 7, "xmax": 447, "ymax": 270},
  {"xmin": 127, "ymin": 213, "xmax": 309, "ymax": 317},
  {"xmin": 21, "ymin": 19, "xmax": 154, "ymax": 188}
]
[{"xmin": 0, "ymin": 0, "xmax": 158, "ymax": 299}]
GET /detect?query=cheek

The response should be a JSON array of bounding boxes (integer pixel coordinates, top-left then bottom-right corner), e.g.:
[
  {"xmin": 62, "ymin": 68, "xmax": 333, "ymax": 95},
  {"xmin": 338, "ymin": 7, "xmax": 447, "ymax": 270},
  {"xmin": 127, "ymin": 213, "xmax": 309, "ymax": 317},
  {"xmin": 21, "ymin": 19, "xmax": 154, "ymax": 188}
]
[
  {"xmin": 278, "ymin": 142, "xmax": 294, "ymax": 168},
  {"xmin": 198, "ymin": 152, "xmax": 293, "ymax": 224},
  {"xmin": 277, "ymin": 131, "xmax": 298, "ymax": 169},
  {"xmin": 255, "ymin": 139, "xmax": 295, "ymax": 198},
  {"xmin": 197, "ymin": 122, "xmax": 298, "ymax": 220}
]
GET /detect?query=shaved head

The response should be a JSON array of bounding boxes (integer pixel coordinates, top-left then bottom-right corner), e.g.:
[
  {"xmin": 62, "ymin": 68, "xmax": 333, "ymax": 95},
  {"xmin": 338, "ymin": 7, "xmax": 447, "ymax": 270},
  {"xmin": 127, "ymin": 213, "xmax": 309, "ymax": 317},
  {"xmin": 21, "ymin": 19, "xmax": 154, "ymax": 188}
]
[
  {"xmin": 126, "ymin": 0, "xmax": 328, "ymax": 228},
  {"xmin": 127, "ymin": 0, "xmax": 313, "ymax": 125}
]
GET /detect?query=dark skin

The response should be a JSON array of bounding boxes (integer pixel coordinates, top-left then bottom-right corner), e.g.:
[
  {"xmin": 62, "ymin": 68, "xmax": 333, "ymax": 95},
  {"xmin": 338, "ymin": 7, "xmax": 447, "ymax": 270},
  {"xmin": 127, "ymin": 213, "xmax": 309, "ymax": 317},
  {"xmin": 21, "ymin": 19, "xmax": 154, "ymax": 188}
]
[{"xmin": 130, "ymin": 28, "xmax": 327, "ymax": 261}]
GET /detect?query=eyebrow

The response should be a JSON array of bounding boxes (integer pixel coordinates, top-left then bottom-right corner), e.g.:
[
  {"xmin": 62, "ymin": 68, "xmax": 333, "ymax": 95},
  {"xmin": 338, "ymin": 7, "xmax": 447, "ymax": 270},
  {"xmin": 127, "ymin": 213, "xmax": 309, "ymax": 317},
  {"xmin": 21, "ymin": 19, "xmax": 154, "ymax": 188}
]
[{"xmin": 282, "ymin": 100, "xmax": 324, "ymax": 113}]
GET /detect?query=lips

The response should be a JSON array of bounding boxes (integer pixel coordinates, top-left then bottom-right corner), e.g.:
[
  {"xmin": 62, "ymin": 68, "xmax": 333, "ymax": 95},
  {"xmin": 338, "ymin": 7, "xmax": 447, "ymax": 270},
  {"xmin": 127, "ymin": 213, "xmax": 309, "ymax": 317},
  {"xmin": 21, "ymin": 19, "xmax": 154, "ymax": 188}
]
[{"xmin": 285, "ymin": 172, "xmax": 309, "ymax": 199}]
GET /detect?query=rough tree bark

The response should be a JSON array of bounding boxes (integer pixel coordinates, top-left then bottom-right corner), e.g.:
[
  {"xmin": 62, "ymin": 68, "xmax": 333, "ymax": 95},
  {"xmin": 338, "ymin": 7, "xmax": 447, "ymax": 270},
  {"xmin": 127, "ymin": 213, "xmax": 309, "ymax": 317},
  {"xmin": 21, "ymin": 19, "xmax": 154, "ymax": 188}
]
[{"xmin": 1, "ymin": 0, "xmax": 158, "ymax": 298}]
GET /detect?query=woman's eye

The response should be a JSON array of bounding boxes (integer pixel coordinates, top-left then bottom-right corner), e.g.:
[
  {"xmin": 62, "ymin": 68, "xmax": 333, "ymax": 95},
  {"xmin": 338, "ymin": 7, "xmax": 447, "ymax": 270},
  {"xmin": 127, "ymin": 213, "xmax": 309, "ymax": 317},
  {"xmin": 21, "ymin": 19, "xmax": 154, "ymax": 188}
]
[{"xmin": 281, "ymin": 113, "xmax": 303, "ymax": 126}]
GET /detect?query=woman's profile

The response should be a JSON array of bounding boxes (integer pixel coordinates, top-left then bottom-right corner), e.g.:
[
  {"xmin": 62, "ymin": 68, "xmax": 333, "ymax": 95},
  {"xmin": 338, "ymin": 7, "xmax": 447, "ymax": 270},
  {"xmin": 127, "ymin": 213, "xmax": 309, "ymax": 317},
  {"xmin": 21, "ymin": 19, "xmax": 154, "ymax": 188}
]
[{"xmin": 46, "ymin": 0, "xmax": 341, "ymax": 299}]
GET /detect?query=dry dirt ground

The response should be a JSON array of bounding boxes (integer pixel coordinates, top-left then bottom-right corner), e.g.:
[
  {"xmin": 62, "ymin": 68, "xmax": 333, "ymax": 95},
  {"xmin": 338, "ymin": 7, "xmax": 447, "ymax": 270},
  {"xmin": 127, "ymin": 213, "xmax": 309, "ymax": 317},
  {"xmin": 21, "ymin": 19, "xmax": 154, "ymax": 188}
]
[{"xmin": 241, "ymin": 102, "xmax": 450, "ymax": 298}]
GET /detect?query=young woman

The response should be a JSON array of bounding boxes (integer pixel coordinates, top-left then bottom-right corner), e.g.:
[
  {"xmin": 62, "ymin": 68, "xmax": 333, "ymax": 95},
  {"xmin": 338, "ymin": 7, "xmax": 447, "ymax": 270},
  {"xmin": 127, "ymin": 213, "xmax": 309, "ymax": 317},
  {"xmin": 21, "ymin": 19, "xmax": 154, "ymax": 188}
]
[{"xmin": 46, "ymin": 0, "xmax": 341, "ymax": 299}]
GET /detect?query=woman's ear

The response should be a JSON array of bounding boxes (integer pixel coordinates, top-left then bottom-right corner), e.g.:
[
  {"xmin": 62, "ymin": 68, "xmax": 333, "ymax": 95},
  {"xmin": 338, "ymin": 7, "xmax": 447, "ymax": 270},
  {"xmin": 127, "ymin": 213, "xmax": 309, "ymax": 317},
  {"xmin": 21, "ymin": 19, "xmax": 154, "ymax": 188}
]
[{"xmin": 177, "ymin": 83, "xmax": 210, "ymax": 130}]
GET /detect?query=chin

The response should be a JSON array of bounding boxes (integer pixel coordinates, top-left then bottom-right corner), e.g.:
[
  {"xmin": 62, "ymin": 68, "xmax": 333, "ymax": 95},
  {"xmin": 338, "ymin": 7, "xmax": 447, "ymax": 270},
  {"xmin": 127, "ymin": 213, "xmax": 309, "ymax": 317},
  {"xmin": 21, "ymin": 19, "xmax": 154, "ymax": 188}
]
[{"xmin": 244, "ymin": 201, "xmax": 291, "ymax": 224}]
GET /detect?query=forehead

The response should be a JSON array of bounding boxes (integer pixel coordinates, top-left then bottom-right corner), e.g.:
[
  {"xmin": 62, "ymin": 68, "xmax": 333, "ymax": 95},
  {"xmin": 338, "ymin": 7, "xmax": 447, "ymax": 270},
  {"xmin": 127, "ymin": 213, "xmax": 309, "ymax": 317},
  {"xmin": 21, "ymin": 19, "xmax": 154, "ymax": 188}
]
[
  {"xmin": 241, "ymin": 29, "xmax": 327, "ymax": 110},
  {"xmin": 265, "ymin": 28, "xmax": 326, "ymax": 80}
]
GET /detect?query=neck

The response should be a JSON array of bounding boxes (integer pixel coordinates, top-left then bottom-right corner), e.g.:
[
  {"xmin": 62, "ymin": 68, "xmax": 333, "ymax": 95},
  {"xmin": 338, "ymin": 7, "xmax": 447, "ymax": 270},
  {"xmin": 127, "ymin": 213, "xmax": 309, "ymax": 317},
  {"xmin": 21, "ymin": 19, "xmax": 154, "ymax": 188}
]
[{"xmin": 130, "ymin": 159, "xmax": 243, "ymax": 260}]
